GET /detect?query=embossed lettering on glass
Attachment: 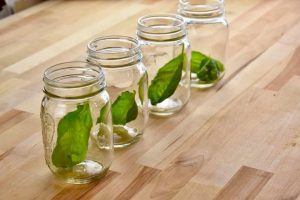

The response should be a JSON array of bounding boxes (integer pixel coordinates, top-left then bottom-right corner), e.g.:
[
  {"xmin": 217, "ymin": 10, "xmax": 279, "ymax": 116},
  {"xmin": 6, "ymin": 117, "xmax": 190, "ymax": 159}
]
[{"xmin": 40, "ymin": 61, "xmax": 113, "ymax": 184}]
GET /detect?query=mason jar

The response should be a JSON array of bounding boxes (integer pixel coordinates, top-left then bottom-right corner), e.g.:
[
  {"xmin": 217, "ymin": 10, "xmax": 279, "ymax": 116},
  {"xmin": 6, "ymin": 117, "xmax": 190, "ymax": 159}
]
[
  {"xmin": 40, "ymin": 61, "xmax": 113, "ymax": 184},
  {"xmin": 178, "ymin": 0, "xmax": 229, "ymax": 88},
  {"xmin": 87, "ymin": 36, "xmax": 148, "ymax": 148},
  {"xmin": 137, "ymin": 14, "xmax": 190, "ymax": 116}
]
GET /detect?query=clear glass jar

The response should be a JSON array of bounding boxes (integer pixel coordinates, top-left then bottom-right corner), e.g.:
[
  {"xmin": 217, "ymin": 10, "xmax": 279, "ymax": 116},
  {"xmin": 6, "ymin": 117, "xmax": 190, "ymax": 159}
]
[
  {"xmin": 40, "ymin": 61, "xmax": 113, "ymax": 184},
  {"xmin": 87, "ymin": 36, "xmax": 148, "ymax": 148},
  {"xmin": 137, "ymin": 14, "xmax": 190, "ymax": 116},
  {"xmin": 178, "ymin": 0, "xmax": 229, "ymax": 88}
]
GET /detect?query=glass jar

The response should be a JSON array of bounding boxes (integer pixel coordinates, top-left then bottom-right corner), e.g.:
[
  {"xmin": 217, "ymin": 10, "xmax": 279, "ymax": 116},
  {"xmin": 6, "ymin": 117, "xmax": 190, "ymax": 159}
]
[
  {"xmin": 178, "ymin": 0, "xmax": 229, "ymax": 88},
  {"xmin": 40, "ymin": 61, "xmax": 113, "ymax": 184},
  {"xmin": 137, "ymin": 14, "xmax": 190, "ymax": 116},
  {"xmin": 87, "ymin": 36, "xmax": 148, "ymax": 148}
]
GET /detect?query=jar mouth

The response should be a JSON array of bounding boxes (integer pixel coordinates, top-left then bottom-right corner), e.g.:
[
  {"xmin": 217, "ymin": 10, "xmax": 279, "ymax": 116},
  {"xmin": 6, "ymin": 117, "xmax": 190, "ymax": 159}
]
[
  {"xmin": 178, "ymin": 0, "xmax": 224, "ymax": 19},
  {"xmin": 43, "ymin": 61, "xmax": 105, "ymax": 98},
  {"xmin": 87, "ymin": 36, "xmax": 142, "ymax": 68},
  {"xmin": 137, "ymin": 14, "xmax": 186, "ymax": 41}
]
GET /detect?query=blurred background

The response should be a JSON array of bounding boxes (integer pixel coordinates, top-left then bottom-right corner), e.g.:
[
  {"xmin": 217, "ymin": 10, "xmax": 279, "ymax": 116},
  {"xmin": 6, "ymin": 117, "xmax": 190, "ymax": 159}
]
[{"xmin": 0, "ymin": 0, "xmax": 44, "ymax": 18}]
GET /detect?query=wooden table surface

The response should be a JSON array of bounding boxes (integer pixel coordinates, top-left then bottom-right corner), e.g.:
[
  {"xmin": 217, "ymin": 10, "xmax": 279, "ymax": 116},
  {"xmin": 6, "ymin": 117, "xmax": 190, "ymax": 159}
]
[{"xmin": 1, "ymin": 0, "xmax": 300, "ymax": 199}]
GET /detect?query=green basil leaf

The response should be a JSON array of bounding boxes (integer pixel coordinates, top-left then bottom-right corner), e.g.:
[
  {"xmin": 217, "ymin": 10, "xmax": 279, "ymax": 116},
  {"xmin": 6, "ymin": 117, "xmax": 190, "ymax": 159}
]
[
  {"xmin": 148, "ymin": 53, "xmax": 184, "ymax": 105},
  {"xmin": 97, "ymin": 102, "xmax": 109, "ymax": 124},
  {"xmin": 197, "ymin": 58, "xmax": 210, "ymax": 81},
  {"xmin": 138, "ymin": 72, "xmax": 147, "ymax": 104},
  {"xmin": 191, "ymin": 51, "xmax": 206, "ymax": 73},
  {"xmin": 209, "ymin": 60, "xmax": 219, "ymax": 81},
  {"xmin": 197, "ymin": 59, "xmax": 221, "ymax": 82},
  {"xmin": 112, "ymin": 91, "xmax": 138, "ymax": 125},
  {"xmin": 216, "ymin": 60, "xmax": 224, "ymax": 72},
  {"xmin": 191, "ymin": 51, "xmax": 224, "ymax": 82},
  {"xmin": 52, "ymin": 103, "xmax": 92, "ymax": 168}
]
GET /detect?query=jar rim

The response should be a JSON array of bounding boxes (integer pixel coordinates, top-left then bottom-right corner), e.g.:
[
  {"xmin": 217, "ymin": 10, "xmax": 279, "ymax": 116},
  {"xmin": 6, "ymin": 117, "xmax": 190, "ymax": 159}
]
[
  {"xmin": 87, "ymin": 35, "xmax": 142, "ymax": 68},
  {"xmin": 137, "ymin": 14, "xmax": 185, "ymax": 32},
  {"xmin": 178, "ymin": 0, "xmax": 224, "ymax": 19},
  {"xmin": 87, "ymin": 35, "xmax": 140, "ymax": 57},
  {"xmin": 137, "ymin": 14, "xmax": 187, "ymax": 41},
  {"xmin": 43, "ymin": 61, "xmax": 105, "ymax": 88}
]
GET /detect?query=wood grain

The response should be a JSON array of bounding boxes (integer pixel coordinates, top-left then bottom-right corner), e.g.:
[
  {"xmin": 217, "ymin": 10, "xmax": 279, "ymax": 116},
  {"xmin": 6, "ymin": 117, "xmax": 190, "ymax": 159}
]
[
  {"xmin": 115, "ymin": 167, "xmax": 160, "ymax": 200},
  {"xmin": 0, "ymin": 0, "xmax": 300, "ymax": 199},
  {"xmin": 132, "ymin": 151, "xmax": 204, "ymax": 199},
  {"xmin": 266, "ymin": 46, "xmax": 300, "ymax": 91},
  {"xmin": 52, "ymin": 171, "xmax": 120, "ymax": 200},
  {"xmin": 0, "ymin": 109, "xmax": 32, "ymax": 133},
  {"xmin": 214, "ymin": 166, "xmax": 273, "ymax": 200}
]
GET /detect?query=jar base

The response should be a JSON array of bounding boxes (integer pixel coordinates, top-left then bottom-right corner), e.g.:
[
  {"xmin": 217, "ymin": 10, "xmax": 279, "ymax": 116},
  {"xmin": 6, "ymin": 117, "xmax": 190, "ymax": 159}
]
[
  {"xmin": 149, "ymin": 98, "xmax": 184, "ymax": 117},
  {"xmin": 113, "ymin": 125, "xmax": 142, "ymax": 149},
  {"xmin": 191, "ymin": 73, "xmax": 225, "ymax": 89},
  {"xmin": 54, "ymin": 160, "xmax": 109, "ymax": 184},
  {"xmin": 191, "ymin": 81, "xmax": 218, "ymax": 89}
]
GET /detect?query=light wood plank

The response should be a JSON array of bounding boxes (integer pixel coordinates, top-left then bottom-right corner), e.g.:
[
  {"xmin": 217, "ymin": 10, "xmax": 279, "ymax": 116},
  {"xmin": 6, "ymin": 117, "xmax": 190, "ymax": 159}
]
[
  {"xmin": 132, "ymin": 151, "xmax": 204, "ymax": 199},
  {"xmin": 214, "ymin": 166, "xmax": 273, "ymax": 200},
  {"xmin": 0, "ymin": 0, "xmax": 299, "ymax": 199}
]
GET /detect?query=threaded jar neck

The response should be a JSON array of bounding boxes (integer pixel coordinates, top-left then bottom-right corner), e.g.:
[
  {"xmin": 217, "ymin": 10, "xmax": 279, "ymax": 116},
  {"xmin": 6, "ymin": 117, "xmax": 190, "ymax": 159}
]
[
  {"xmin": 137, "ymin": 14, "xmax": 187, "ymax": 42},
  {"xmin": 87, "ymin": 36, "xmax": 142, "ymax": 68},
  {"xmin": 43, "ymin": 61, "xmax": 105, "ymax": 99},
  {"xmin": 178, "ymin": 0, "xmax": 224, "ymax": 20}
]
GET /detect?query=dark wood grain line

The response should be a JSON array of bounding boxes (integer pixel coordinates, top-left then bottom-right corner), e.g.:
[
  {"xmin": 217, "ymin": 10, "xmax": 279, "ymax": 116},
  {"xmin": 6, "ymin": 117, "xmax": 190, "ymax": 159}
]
[
  {"xmin": 217, "ymin": 0, "xmax": 300, "ymax": 91},
  {"xmin": 214, "ymin": 166, "xmax": 273, "ymax": 200},
  {"xmin": 217, "ymin": 51, "xmax": 264, "ymax": 91},
  {"xmin": 146, "ymin": 153, "xmax": 204, "ymax": 199},
  {"xmin": 0, "ymin": 109, "xmax": 32, "ymax": 134},
  {"xmin": 115, "ymin": 166, "xmax": 160, "ymax": 200},
  {"xmin": 276, "ymin": 175, "xmax": 300, "ymax": 200},
  {"xmin": 51, "ymin": 171, "xmax": 119, "ymax": 200},
  {"xmin": 0, "ymin": 147, "xmax": 14, "ymax": 161},
  {"xmin": 163, "ymin": 135, "xmax": 183, "ymax": 152},
  {"xmin": 265, "ymin": 46, "xmax": 300, "ymax": 91}
]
